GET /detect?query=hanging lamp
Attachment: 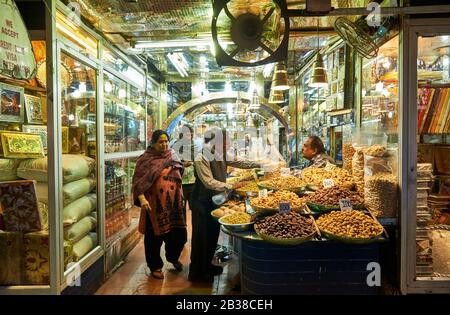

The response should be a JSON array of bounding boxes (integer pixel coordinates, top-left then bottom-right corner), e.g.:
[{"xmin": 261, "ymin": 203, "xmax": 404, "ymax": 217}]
[
  {"xmin": 308, "ymin": 17, "xmax": 328, "ymax": 88},
  {"xmin": 271, "ymin": 62, "xmax": 290, "ymax": 91},
  {"xmin": 269, "ymin": 89, "xmax": 285, "ymax": 103}
]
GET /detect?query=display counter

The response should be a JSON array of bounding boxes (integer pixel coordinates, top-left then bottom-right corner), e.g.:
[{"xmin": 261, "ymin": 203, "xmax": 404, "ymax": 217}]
[{"xmin": 221, "ymin": 226, "xmax": 387, "ymax": 295}]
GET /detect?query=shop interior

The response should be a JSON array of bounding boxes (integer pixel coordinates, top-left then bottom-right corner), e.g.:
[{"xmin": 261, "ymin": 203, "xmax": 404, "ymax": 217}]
[{"xmin": 0, "ymin": 0, "xmax": 449, "ymax": 295}]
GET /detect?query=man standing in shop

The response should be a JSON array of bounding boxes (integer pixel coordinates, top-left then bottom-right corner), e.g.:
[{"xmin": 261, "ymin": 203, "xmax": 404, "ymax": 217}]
[
  {"xmin": 188, "ymin": 127, "xmax": 261, "ymax": 282},
  {"xmin": 301, "ymin": 135, "xmax": 335, "ymax": 168}
]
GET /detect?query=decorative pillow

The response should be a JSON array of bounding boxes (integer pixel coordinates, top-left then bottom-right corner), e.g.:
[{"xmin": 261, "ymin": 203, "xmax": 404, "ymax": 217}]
[
  {"xmin": 72, "ymin": 232, "xmax": 97, "ymax": 262},
  {"xmin": 36, "ymin": 177, "xmax": 96, "ymax": 206},
  {"xmin": 17, "ymin": 154, "xmax": 95, "ymax": 183},
  {"xmin": 0, "ymin": 158, "xmax": 20, "ymax": 181},
  {"xmin": 64, "ymin": 215, "xmax": 97, "ymax": 243},
  {"xmin": 63, "ymin": 194, "xmax": 96, "ymax": 226}
]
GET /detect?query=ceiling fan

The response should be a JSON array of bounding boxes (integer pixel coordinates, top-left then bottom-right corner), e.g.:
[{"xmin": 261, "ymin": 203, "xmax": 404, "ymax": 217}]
[{"xmin": 211, "ymin": 0, "xmax": 450, "ymax": 67}]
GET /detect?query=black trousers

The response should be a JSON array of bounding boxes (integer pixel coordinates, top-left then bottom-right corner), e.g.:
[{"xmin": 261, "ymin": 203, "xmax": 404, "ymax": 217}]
[
  {"xmin": 189, "ymin": 191, "xmax": 220, "ymax": 276},
  {"xmin": 144, "ymin": 212, "xmax": 187, "ymax": 272},
  {"xmin": 182, "ymin": 183, "xmax": 194, "ymax": 212}
]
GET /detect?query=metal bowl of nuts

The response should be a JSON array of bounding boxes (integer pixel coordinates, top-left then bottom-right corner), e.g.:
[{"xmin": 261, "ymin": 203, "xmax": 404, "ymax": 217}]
[
  {"xmin": 253, "ymin": 212, "xmax": 317, "ymax": 245},
  {"xmin": 316, "ymin": 210, "xmax": 384, "ymax": 244},
  {"xmin": 219, "ymin": 212, "xmax": 255, "ymax": 232}
]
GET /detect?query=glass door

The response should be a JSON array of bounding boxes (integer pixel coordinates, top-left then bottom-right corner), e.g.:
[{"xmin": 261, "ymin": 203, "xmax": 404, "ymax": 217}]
[
  {"xmin": 402, "ymin": 20, "xmax": 450, "ymax": 294},
  {"xmin": 60, "ymin": 51, "xmax": 99, "ymax": 272},
  {"xmin": 414, "ymin": 34, "xmax": 450, "ymax": 281}
]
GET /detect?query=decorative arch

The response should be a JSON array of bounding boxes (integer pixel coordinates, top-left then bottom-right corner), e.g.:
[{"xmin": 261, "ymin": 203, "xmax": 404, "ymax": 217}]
[{"xmin": 162, "ymin": 92, "xmax": 290, "ymax": 133}]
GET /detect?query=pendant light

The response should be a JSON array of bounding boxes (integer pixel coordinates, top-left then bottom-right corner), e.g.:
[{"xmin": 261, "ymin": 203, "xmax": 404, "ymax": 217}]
[
  {"xmin": 269, "ymin": 89, "xmax": 285, "ymax": 104},
  {"xmin": 271, "ymin": 62, "xmax": 290, "ymax": 91},
  {"xmin": 308, "ymin": 17, "xmax": 328, "ymax": 88}
]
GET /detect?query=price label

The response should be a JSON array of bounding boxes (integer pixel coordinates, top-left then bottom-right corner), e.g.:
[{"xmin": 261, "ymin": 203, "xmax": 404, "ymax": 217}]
[
  {"xmin": 280, "ymin": 167, "xmax": 291, "ymax": 177},
  {"xmin": 259, "ymin": 189, "xmax": 268, "ymax": 198},
  {"xmin": 339, "ymin": 198, "xmax": 353, "ymax": 211},
  {"xmin": 323, "ymin": 178, "xmax": 334, "ymax": 188},
  {"xmin": 324, "ymin": 162, "xmax": 335, "ymax": 171},
  {"xmin": 279, "ymin": 201, "xmax": 291, "ymax": 214}
]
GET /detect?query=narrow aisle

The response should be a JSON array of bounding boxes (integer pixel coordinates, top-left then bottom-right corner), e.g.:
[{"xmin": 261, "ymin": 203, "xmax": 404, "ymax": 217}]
[{"xmin": 96, "ymin": 209, "xmax": 241, "ymax": 295}]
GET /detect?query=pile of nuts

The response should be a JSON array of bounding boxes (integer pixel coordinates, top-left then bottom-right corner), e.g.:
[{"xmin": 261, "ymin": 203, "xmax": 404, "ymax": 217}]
[
  {"xmin": 316, "ymin": 210, "xmax": 384, "ymax": 238},
  {"xmin": 300, "ymin": 167, "xmax": 354, "ymax": 189},
  {"xmin": 306, "ymin": 186, "xmax": 364, "ymax": 207},
  {"xmin": 250, "ymin": 190, "xmax": 306, "ymax": 209},
  {"xmin": 220, "ymin": 212, "xmax": 252, "ymax": 224},
  {"xmin": 363, "ymin": 145, "xmax": 386, "ymax": 157},
  {"xmin": 255, "ymin": 212, "xmax": 315, "ymax": 239},
  {"xmin": 237, "ymin": 181, "xmax": 260, "ymax": 193},
  {"xmin": 258, "ymin": 176, "xmax": 306, "ymax": 190},
  {"xmin": 342, "ymin": 143, "xmax": 355, "ymax": 172},
  {"xmin": 364, "ymin": 173, "xmax": 398, "ymax": 218}
]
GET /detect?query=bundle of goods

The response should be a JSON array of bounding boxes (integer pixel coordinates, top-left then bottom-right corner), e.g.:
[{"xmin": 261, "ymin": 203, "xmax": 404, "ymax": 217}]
[
  {"xmin": 352, "ymin": 146, "xmax": 366, "ymax": 193},
  {"xmin": 306, "ymin": 186, "xmax": 364, "ymax": 212},
  {"xmin": 254, "ymin": 212, "xmax": 316, "ymax": 245},
  {"xmin": 300, "ymin": 167, "xmax": 354, "ymax": 190},
  {"xmin": 18, "ymin": 154, "xmax": 98, "ymax": 262},
  {"xmin": 342, "ymin": 143, "xmax": 355, "ymax": 172},
  {"xmin": 211, "ymin": 202, "xmax": 246, "ymax": 219},
  {"xmin": 250, "ymin": 190, "xmax": 306, "ymax": 211},
  {"xmin": 257, "ymin": 176, "xmax": 306, "ymax": 192},
  {"xmin": 0, "ymin": 180, "xmax": 73, "ymax": 285},
  {"xmin": 364, "ymin": 173, "xmax": 398, "ymax": 218},
  {"xmin": 415, "ymin": 163, "xmax": 434, "ymax": 276},
  {"xmin": 316, "ymin": 210, "xmax": 384, "ymax": 243}
]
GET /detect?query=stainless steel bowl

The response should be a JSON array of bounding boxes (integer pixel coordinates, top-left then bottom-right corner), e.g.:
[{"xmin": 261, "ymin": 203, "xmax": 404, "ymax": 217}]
[{"xmin": 218, "ymin": 216, "xmax": 254, "ymax": 232}]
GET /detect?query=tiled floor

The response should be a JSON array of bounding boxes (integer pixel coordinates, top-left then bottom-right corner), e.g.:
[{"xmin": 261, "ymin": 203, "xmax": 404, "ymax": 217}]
[{"xmin": 96, "ymin": 209, "xmax": 240, "ymax": 295}]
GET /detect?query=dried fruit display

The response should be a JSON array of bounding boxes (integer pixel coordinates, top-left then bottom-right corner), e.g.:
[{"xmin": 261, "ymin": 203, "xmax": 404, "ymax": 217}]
[
  {"xmin": 300, "ymin": 167, "xmax": 354, "ymax": 189},
  {"xmin": 211, "ymin": 202, "xmax": 246, "ymax": 218},
  {"xmin": 306, "ymin": 186, "xmax": 364, "ymax": 207},
  {"xmin": 258, "ymin": 176, "xmax": 306, "ymax": 191},
  {"xmin": 255, "ymin": 212, "xmax": 316, "ymax": 239},
  {"xmin": 220, "ymin": 212, "xmax": 252, "ymax": 224},
  {"xmin": 316, "ymin": 210, "xmax": 384, "ymax": 239},
  {"xmin": 250, "ymin": 190, "xmax": 306, "ymax": 210}
]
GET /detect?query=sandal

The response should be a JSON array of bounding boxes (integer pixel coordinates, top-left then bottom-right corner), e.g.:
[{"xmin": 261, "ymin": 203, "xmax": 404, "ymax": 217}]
[{"xmin": 151, "ymin": 269, "xmax": 164, "ymax": 279}]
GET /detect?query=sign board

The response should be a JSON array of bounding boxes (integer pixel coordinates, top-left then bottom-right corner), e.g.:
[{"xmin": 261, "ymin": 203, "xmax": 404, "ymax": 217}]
[
  {"xmin": 258, "ymin": 189, "xmax": 268, "ymax": 198},
  {"xmin": 323, "ymin": 178, "xmax": 334, "ymax": 188},
  {"xmin": 279, "ymin": 201, "xmax": 291, "ymax": 214},
  {"xmin": 0, "ymin": 0, "xmax": 37, "ymax": 80},
  {"xmin": 339, "ymin": 198, "xmax": 353, "ymax": 211}
]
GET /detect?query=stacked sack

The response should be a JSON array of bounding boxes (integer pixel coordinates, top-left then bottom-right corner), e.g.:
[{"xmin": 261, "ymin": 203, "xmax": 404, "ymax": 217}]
[{"xmin": 18, "ymin": 154, "xmax": 98, "ymax": 263}]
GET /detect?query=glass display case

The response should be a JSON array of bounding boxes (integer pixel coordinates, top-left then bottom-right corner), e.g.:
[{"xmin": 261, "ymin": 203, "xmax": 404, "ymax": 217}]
[{"xmin": 60, "ymin": 52, "xmax": 99, "ymax": 270}]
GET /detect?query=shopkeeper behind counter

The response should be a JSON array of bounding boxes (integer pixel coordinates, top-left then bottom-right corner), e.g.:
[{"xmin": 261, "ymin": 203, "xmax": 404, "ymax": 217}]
[{"xmin": 302, "ymin": 135, "xmax": 335, "ymax": 168}]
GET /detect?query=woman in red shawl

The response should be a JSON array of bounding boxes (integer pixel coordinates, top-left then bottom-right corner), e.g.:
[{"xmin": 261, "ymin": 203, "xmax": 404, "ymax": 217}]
[{"xmin": 132, "ymin": 130, "xmax": 187, "ymax": 279}]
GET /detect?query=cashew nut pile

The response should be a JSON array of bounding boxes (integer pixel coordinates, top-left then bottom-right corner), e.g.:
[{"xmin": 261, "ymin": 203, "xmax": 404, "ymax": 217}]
[
  {"xmin": 258, "ymin": 176, "xmax": 306, "ymax": 190},
  {"xmin": 255, "ymin": 212, "xmax": 315, "ymax": 239},
  {"xmin": 250, "ymin": 190, "xmax": 306, "ymax": 209},
  {"xmin": 300, "ymin": 167, "xmax": 354, "ymax": 189},
  {"xmin": 316, "ymin": 210, "xmax": 384, "ymax": 238}
]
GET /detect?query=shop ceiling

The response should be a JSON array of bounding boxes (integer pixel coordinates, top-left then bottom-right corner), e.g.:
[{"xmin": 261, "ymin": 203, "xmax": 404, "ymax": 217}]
[{"xmin": 62, "ymin": 0, "xmax": 375, "ymax": 79}]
